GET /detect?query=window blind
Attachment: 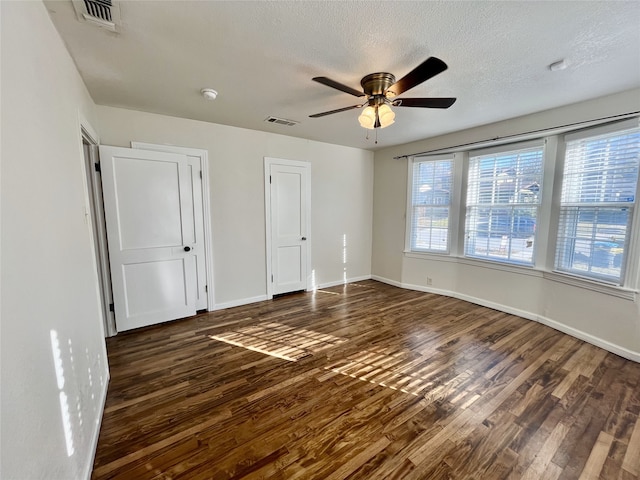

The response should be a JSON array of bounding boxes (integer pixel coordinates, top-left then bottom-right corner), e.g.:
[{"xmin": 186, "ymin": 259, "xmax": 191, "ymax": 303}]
[
  {"xmin": 409, "ymin": 157, "xmax": 453, "ymax": 252},
  {"xmin": 555, "ymin": 127, "xmax": 640, "ymax": 283},
  {"xmin": 465, "ymin": 144, "xmax": 544, "ymax": 265}
]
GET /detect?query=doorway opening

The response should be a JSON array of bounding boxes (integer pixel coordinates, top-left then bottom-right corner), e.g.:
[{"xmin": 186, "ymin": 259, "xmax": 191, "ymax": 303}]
[
  {"xmin": 81, "ymin": 127, "xmax": 116, "ymax": 336},
  {"xmin": 82, "ymin": 138, "xmax": 215, "ymax": 335}
]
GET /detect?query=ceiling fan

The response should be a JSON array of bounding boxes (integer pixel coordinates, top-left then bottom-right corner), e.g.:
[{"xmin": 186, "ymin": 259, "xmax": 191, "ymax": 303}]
[{"xmin": 309, "ymin": 56, "xmax": 456, "ymax": 129}]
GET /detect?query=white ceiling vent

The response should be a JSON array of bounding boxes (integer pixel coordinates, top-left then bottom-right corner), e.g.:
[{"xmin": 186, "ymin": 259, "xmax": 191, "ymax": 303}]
[
  {"xmin": 264, "ymin": 116, "xmax": 299, "ymax": 127},
  {"xmin": 72, "ymin": 0, "xmax": 121, "ymax": 32}
]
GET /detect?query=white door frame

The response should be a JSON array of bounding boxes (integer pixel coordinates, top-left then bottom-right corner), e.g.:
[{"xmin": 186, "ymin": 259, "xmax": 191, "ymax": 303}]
[
  {"xmin": 264, "ymin": 157, "xmax": 311, "ymax": 299},
  {"xmin": 131, "ymin": 142, "xmax": 215, "ymax": 310},
  {"xmin": 78, "ymin": 117, "xmax": 117, "ymax": 336}
]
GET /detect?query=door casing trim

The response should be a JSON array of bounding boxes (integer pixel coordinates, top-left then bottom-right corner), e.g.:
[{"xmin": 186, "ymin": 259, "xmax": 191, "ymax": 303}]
[{"xmin": 264, "ymin": 157, "xmax": 312, "ymax": 299}]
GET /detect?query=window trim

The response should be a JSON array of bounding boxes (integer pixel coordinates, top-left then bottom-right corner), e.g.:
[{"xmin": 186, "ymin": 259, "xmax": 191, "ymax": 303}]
[
  {"xmin": 554, "ymin": 122, "xmax": 640, "ymax": 285},
  {"xmin": 564, "ymin": 117, "xmax": 639, "ymax": 143},
  {"xmin": 402, "ymin": 117, "xmax": 640, "ymax": 294},
  {"xmin": 405, "ymin": 153, "xmax": 455, "ymax": 254},
  {"xmin": 463, "ymin": 140, "xmax": 545, "ymax": 266},
  {"xmin": 544, "ymin": 270, "xmax": 637, "ymax": 300},
  {"xmin": 402, "ymin": 250, "xmax": 637, "ymax": 301},
  {"xmin": 469, "ymin": 138, "xmax": 545, "ymax": 158}
]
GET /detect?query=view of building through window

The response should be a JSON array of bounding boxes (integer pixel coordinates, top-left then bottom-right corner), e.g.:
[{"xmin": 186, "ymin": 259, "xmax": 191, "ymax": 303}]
[
  {"xmin": 465, "ymin": 145, "xmax": 544, "ymax": 265},
  {"xmin": 410, "ymin": 158, "xmax": 453, "ymax": 252},
  {"xmin": 555, "ymin": 127, "xmax": 639, "ymax": 284}
]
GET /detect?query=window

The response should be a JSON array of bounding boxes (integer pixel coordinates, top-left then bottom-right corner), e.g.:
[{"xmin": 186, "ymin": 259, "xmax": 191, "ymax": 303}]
[
  {"xmin": 408, "ymin": 156, "xmax": 453, "ymax": 252},
  {"xmin": 555, "ymin": 125, "xmax": 640, "ymax": 284},
  {"xmin": 465, "ymin": 143, "xmax": 544, "ymax": 265}
]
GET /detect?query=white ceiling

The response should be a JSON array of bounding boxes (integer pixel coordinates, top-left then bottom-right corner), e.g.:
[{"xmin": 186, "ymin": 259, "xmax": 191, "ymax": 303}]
[{"xmin": 45, "ymin": 1, "xmax": 640, "ymax": 151}]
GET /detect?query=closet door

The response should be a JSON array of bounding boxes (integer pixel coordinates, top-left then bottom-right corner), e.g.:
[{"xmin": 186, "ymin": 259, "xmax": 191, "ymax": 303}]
[{"xmin": 99, "ymin": 145, "xmax": 197, "ymax": 331}]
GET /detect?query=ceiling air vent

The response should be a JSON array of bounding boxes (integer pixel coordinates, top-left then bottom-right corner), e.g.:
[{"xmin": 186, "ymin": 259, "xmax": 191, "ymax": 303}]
[
  {"xmin": 264, "ymin": 116, "xmax": 299, "ymax": 127},
  {"xmin": 84, "ymin": 0, "xmax": 112, "ymax": 21},
  {"xmin": 72, "ymin": 0, "xmax": 121, "ymax": 32}
]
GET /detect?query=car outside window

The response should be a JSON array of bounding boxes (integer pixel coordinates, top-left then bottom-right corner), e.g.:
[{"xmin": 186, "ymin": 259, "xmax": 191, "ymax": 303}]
[{"xmin": 465, "ymin": 144, "xmax": 544, "ymax": 265}]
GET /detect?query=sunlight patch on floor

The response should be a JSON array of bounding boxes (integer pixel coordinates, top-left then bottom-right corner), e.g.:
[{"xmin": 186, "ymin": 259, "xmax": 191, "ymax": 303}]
[
  {"xmin": 324, "ymin": 347, "xmax": 437, "ymax": 396},
  {"xmin": 209, "ymin": 322, "xmax": 346, "ymax": 362}
]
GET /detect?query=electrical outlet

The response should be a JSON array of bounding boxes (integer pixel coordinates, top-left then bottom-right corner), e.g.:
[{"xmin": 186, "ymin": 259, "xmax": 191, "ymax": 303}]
[{"xmin": 426, "ymin": 277, "xmax": 433, "ymax": 286}]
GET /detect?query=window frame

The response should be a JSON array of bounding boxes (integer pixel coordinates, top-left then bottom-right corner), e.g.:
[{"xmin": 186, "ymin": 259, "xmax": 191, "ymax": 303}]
[
  {"xmin": 463, "ymin": 140, "xmax": 545, "ymax": 266},
  {"xmin": 402, "ymin": 118, "xmax": 640, "ymax": 294},
  {"xmin": 405, "ymin": 154, "xmax": 455, "ymax": 254},
  {"xmin": 553, "ymin": 121, "xmax": 640, "ymax": 286}
]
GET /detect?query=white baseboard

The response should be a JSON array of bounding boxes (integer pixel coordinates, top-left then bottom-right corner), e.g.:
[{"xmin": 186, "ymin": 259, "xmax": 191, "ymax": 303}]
[
  {"xmin": 371, "ymin": 274, "xmax": 640, "ymax": 363},
  {"xmin": 316, "ymin": 275, "xmax": 372, "ymax": 290},
  {"xmin": 452, "ymin": 291, "xmax": 538, "ymax": 323},
  {"xmin": 212, "ymin": 294, "xmax": 269, "ymax": 311},
  {"xmin": 371, "ymin": 275, "xmax": 403, "ymax": 289},
  {"xmin": 84, "ymin": 370, "xmax": 110, "ymax": 480},
  {"xmin": 535, "ymin": 314, "xmax": 640, "ymax": 363},
  {"xmin": 210, "ymin": 275, "xmax": 373, "ymax": 311}
]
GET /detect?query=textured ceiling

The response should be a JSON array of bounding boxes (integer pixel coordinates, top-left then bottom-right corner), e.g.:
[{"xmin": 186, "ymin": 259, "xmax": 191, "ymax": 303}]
[{"xmin": 45, "ymin": 1, "xmax": 640, "ymax": 150}]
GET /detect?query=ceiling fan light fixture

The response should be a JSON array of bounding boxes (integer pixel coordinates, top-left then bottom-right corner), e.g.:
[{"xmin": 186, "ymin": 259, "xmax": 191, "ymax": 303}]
[
  {"xmin": 378, "ymin": 103, "xmax": 395, "ymax": 128},
  {"xmin": 310, "ymin": 57, "xmax": 456, "ymax": 135},
  {"xmin": 358, "ymin": 106, "xmax": 377, "ymax": 129}
]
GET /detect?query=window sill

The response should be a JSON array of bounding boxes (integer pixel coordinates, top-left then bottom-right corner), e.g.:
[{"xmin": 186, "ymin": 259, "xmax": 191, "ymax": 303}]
[
  {"xmin": 404, "ymin": 251, "xmax": 457, "ymax": 262},
  {"xmin": 403, "ymin": 251, "xmax": 637, "ymax": 300},
  {"xmin": 457, "ymin": 256, "xmax": 542, "ymax": 277},
  {"xmin": 544, "ymin": 271, "xmax": 637, "ymax": 300},
  {"xmin": 404, "ymin": 251, "xmax": 542, "ymax": 276}
]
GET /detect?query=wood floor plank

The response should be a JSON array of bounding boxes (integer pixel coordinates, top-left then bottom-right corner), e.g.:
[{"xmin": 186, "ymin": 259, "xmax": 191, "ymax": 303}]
[
  {"xmin": 578, "ymin": 431, "xmax": 614, "ymax": 479},
  {"xmin": 91, "ymin": 280, "xmax": 640, "ymax": 480},
  {"xmin": 92, "ymin": 408, "xmax": 232, "ymax": 477},
  {"xmin": 623, "ymin": 414, "xmax": 640, "ymax": 476},
  {"xmin": 521, "ymin": 421, "xmax": 572, "ymax": 480}
]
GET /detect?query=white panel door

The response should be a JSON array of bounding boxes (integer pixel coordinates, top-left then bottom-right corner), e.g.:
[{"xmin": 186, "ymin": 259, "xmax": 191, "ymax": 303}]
[
  {"xmin": 270, "ymin": 163, "xmax": 309, "ymax": 295},
  {"xmin": 131, "ymin": 142, "xmax": 209, "ymax": 311},
  {"xmin": 99, "ymin": 146, "xmax": 197, "ymax": 331}
]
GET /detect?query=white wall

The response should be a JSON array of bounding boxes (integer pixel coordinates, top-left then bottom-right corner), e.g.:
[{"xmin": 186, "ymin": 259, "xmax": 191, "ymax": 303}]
[
  {"xmin": 96, "ymin": 107, "xmax": 374, "ymax": 306},
  {"xmin": 1, "ymin": 2, "xmax": 109, "ymax": 479},
  {"xmin": 372, "ymin": 89, "xmax": 640, "ymax": 360}
]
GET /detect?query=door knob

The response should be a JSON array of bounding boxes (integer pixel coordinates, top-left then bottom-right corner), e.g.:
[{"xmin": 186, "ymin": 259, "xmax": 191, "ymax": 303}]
[
  {"xmin": 184, "ymin": 246, "xmax": 191, "ymax": 252},
  {"xmin": 301, "ymin": 237, "xmax": 307, "ymax": 241}
]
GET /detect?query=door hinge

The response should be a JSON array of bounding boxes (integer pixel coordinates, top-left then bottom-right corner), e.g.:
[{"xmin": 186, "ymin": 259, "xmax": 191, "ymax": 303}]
[
  {"xmin": 94, "ymin": 162, "xmax": 101, "ymax": 173},
  {"xmin": 109, "ymin": 303, "xmax": 114, "ymax": 312},
  {"xmin": 199, "ymin": 170, "xmax": 202, "ymax": 179},
  {"xmin": 269, "ymin": 175, "xmax": 272, "ymax": 184},
  {"xmin": 205, "ymin": 285, "xmax": 208, "ymax": 293},
  {"xmin": 271, "ymin": 274, "xmax": 274, "ymax": 283}
]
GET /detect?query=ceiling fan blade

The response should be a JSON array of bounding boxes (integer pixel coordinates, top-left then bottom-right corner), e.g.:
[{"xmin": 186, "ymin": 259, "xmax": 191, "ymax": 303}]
[
  {"xmin": 309, "ymin": 104, "xmax": 362, "ymax": 118},
  {"xmin": 395, "ymin": 97, "xmax": 457, "ymax": 109},
  {"xmin": 312, "ymin": 77, "xmax": 366, "ymax": 97},
  {"xmin": 386, "ymin": 57, "xmax": 448, "ymax": 97}
]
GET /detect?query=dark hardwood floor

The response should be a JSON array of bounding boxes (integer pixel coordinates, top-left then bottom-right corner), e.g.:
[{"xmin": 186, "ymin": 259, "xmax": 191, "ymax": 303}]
[{"xmin": 92, "ymin": 280, "xmax": 640, "ymax": 479}]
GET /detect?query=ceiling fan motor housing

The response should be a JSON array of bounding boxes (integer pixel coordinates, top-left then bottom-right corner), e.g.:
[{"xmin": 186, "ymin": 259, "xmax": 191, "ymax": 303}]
[{"xmin": 361, "ymin": 72, "xmax": 396, "ymax": 97}]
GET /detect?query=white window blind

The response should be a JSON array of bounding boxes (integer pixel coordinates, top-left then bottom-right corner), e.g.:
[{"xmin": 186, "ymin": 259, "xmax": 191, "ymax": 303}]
[
  {"xmin": 465, "ymin": 143, "xmax": 544, "ymax": 265},
  {"xmin": 409, "ymin": 157, "xmax": 453, "ymax": 252},
  {"xmin": 555, "ymin": 125, "xmax": 640, "ymax": 284}
]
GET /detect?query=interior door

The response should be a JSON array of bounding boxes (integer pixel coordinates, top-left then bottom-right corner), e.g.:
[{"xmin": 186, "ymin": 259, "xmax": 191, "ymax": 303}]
[
  {"xmin": 99, "ymin": 146, "xmax": 197, "ymax": 331},
  {"xmin": 269, "ymin": 162, "xmax": 310, "ymax": 295},
  {"xmin": 131, "ymin": 143, "xmax": 209, "ymax": 311}
]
